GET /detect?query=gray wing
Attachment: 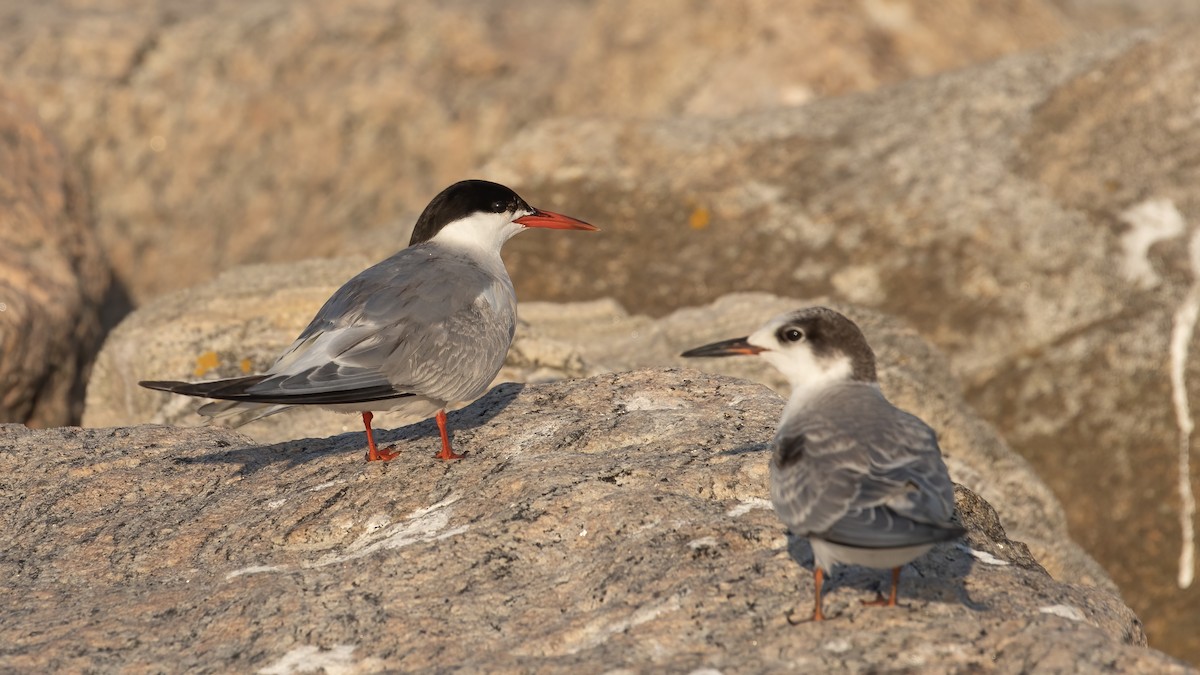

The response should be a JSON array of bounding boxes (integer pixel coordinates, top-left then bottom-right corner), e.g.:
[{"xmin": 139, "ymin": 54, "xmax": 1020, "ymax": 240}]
[
  {"xmin": 246, "ymin": 244, "xmax": 517, "ymax": 404},
  {"xmin": 769, "ymin": 384, "xmax": 960, "ymax": 545}
]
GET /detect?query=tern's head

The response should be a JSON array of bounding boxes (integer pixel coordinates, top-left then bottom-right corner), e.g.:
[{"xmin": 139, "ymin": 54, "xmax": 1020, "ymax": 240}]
[
  {"xmin": 681, "ymin": 307, "xmax": 877, "ymax": 390},
  {"xmin": 409, "ymin": 180, "xmax": 596, "ymax": 251}
]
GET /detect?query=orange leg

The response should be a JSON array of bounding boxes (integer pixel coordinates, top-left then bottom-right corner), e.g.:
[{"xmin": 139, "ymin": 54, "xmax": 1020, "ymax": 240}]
[
  {"xmin": 862, "ymin": 567, "xmax": 901, "ymax": 607},
  {"xmin": 362, "ymin": 411, "xmax": 399, "ymax": 462},
  {"xmin": 434, "ymin": 409, "xmax": 464, "ymax": 460},
  {"xmin": 813, "ymin": 567, "xmax": 825, "ymax": 621}
]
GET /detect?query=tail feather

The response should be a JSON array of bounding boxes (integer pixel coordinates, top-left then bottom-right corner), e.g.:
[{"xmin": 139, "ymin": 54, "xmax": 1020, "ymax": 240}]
[
  {"xmin": 139, "ymin": 376, "xmax": 409, "ymax": 406},
  {"xmin": 197, "ymin": 399, "xmax": 292, "ymax": 426},
  {"xmin": 141, "ymin": 376, "xmax": 272, "ymax": 400},
  {"xmin": 822, "ymin": 506, "xmax": 966, "ymax": 550}
]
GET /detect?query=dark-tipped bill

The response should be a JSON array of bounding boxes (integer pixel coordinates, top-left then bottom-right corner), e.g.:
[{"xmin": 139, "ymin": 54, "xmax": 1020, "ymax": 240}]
[
  {"xmin": 514, "ymin": 209, "xmax": 598, "ymax": 231},
  {"xmin": 681, "ymin": 337, "xmax": 765, "ymax": 358}
]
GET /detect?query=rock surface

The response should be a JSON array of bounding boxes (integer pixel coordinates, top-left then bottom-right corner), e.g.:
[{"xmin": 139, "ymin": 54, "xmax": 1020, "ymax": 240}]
[
  {"xmin": 4, "ymin": 371, "xmax": 1191, "ymax": 672},
  {"xmin": 0, "ymin": 87, "xmax": 110, "ymax": 427},
  {"xmin": 0, "ymin": 0, "xmax": 1086, "ymax": 303},
  {"xmin": 14, "ymin": 0, "xmax": 1200, "ymax": 662},
  {"xmin": 482, "ymin": 25, "xmax": 1200, "ymax": 659},
  {"xmin": 84, "ymin": 269, "xmax": 1111, "ymax": 601}
]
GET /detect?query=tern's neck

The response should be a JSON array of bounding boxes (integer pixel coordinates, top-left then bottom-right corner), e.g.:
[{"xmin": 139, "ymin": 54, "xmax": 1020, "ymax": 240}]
[
  {"xmin": 424, "ymin": 230, "xmax": 513, "ymax": 284},
  {"xmin": 783, "ymin": 379, "xmax": 882, "ymax": 423},
  {"xmin": 429, "ymin": 212, "xmax": 521, "ymax": 258},
  {"xmin": 779, "ymin": 358, "xmax": 860, "ymax": 411}
]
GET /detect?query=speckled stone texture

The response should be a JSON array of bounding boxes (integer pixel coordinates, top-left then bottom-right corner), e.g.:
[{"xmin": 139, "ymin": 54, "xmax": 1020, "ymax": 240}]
[
  {"xmin": 481, "ymin": 26, "xmax": 1200, "ymax": 661},
  {"xmin": 3, "ymin": 371, "xmax": 1191, "ymax": 672},
  {"xmin": 14, "ymin": 1, "xmax": 1200, "ymax": 663},
  {"xmin": 84, "ymin": 276, "xmax": 1107, "ymax": 599}
]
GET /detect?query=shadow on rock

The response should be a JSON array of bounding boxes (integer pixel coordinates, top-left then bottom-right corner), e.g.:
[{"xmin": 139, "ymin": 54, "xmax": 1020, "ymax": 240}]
[
  {"xmin": 180, "ymin": 382, "xmax": 526, "ymax": 471},
  {"xmin": 719, "ymin": 441, "xmax": 771, "ymax": 456},
  {"xmin": 781, "ymin": 533, "xmax": 980, "ymax": 623},
  {"xmin": 773, "ymin": 484, "xmax": 1049, "ymax": 623}
]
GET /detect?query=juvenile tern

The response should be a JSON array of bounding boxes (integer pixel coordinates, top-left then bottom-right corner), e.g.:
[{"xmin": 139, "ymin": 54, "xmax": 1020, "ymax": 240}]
[{"xmin": 683, "ymin": 307, "xmax": 964, "ymax": 620}]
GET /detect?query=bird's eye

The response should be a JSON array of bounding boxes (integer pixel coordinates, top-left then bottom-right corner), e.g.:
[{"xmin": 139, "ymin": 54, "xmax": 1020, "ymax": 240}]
[
  {"xmin": 780, "ymin": 327, "xmax": 804, "ymax": 343},
  {"xmin": 490, "ymin": 200, "xmax": 508, "ymax": 213}
]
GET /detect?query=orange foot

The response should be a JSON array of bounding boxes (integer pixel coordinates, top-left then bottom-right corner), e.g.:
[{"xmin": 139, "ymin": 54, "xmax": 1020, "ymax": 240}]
[
  {"xmin": 861, "ymin": 593, "xmax": 893, "ymax": 607},
  {"xmin": 786, "ymin": 608, "xmax": 825, "ymax": 625},
  {"xmin": 861, "ymin": 567, "xmax": 901, "ymax": 607},
  {"xmin": 432, "ymin": 410, "xmax": 462, "ymax": 460},
  {"xmin": 367, "ymin": 446, "xmax": 400, "ymax": 462}
]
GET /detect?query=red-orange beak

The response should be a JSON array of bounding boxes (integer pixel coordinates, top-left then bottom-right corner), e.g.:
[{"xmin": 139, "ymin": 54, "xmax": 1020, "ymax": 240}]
[
  {"xmin": 681, "ymin": 337, "xmax": 766, "ymax": 358},
  {"xmin": 514, "ymin": 209, "xmax": 598, "ymax": 231}
]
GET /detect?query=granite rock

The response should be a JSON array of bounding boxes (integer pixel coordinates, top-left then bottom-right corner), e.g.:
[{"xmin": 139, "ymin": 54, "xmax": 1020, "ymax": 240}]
[
  {"xmin": 84, "ymin": 270, "xmax": 1111, "ymax": 601},
  {"xmin": 0, "ymin": 0, "xmax": 1087, "ymax": 303},
  {"xmin": 4, "ymin": 371, "xmax": 1191, "ymax": 672},
  {"xmin": 482, "ymin": 25, "xmax": 1200, "ymax": 659},
  {"xmin": 25, "ymin": 4, "xmax": 1200, "ymax": 661},
  {"xmin": 0, "ymin": 87, "xmax": 111, "ymax": 427}
]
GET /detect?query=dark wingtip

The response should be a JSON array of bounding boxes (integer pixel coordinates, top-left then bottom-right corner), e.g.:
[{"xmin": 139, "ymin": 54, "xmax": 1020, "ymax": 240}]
[
  {"xmin": 945, "ymin": 525, "xmax": 969, "ymax": 540},
  {"xmin": 933, "ymin": 524, "xmax": 968, "ymax": 543},
  {"xmin": 139, "ymin": 380, "xmax": 188, "ymax": 392},
  {"xmin": 138, "ymin": 375, "xmax": 272, "ymax": 399}
]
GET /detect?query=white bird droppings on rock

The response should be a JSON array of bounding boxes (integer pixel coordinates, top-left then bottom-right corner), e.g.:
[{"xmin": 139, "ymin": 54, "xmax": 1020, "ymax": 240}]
[
  {"xmin": 958, "ymin": 544, "xmax": 1011, "ymax": 566},
  {"xmin": 310, "ymin": 497, "xmax": 468, "ymax": 568},
  {"xmin": 619, "ymin": 395, "xmax": 687, "ymax": 411},
  {"xmin": 258, "ymin": 645, "xmax": 357, "ymax": 675},
  {"xmin": 562, "ymin": 596, "xmax": 683, "ymax": 655},
  {"xmin": 1118, "ymin": 198, "xmax": 1185, "ymax": 290},
  {"xmin": 1039, "ymin": 604, "xmax": 1086, "ymax": 622},
  {"xmin": 225, "ymin": 565, "xmax": 289, "ymax": 581},
  {"xmin": 726, "ymin": 497, "xmax": 773, "ymax": 518},
  {"xmin": 1169, "ymin": 226, "xmax": 1200, "ymax": 590},
  {"xmin": 823, "ymin": 638, "xmax": 853, "ymax": 654}
]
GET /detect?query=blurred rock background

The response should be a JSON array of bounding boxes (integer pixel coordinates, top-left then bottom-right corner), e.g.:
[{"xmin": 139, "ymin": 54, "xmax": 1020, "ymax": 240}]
[{"xmin": 2, "ymin": 0, "xmax": 1200, "ymax": 665}]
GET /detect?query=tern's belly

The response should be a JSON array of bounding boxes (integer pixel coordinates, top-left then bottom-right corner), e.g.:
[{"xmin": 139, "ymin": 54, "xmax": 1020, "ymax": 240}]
[
  {"xmin": 320, "ymin": 396, "xmax": 445, "ymax": 421},
  {"xmin": 810, "ymin": 537, "xmax": 934, "ymax": 572}
]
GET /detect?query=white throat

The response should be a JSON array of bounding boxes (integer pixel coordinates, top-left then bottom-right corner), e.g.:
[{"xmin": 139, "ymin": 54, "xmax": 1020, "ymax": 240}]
[
  {"xmin": 778, "ymin": 355, "xmax": 855, "ymax": 414},
  {"xmin": 430, "ymin": 211, "xmax": 524, "ymax": 259}
]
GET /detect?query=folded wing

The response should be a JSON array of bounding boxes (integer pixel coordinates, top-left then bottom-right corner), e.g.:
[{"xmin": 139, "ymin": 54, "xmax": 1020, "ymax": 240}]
[
  {"xmin": 770, "ymin": 384, "xmax": 960, "ymax": 546},
  {"xmin": 140, "ymin": 244, "xmax": 517, "ymax": 410}
]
